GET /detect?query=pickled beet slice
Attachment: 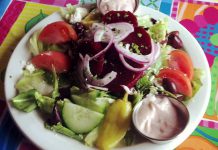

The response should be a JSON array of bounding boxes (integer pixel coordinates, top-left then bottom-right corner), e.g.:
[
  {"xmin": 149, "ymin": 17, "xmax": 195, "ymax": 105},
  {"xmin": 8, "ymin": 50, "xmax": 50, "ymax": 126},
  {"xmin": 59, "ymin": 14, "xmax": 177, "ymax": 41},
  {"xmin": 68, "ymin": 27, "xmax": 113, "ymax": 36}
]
[
  {"xmin": 122, "ymin": 27, "xmax": 152, "ymax": 55},
  {"xmin": 101, "ymin": 45, "xmax": 143, "ymax": 93},
  {"xmin": 90, "ymin": 42, "xmax": 106, "ymax": 76},
  {"xmin": 102, "ymin": 11, "xmax": 138, "ymax": 26},
  {"xmin": 77, "ymin": 40, "xmax": 105, "ymax": 75}
]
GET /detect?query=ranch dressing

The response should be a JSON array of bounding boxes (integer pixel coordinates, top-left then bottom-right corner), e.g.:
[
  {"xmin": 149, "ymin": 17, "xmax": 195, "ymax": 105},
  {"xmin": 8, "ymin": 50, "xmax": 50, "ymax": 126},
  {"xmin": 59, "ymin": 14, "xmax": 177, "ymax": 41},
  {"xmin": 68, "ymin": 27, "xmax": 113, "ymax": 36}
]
[
  {"xmin": 133, "ymin": 94, "xmax": 185, "ymax": 140},
  {"xmin": 98, "ymin": 0, "xmax": 137, "ymax": 14}
]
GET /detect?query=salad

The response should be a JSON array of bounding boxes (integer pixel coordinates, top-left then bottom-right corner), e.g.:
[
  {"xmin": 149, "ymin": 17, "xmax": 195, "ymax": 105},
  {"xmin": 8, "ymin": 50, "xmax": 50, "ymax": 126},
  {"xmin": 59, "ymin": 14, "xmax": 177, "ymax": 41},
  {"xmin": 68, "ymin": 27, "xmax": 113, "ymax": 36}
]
[{"xmin": 11, "ymin": 3, "xmax": 204, "ymax": 150}]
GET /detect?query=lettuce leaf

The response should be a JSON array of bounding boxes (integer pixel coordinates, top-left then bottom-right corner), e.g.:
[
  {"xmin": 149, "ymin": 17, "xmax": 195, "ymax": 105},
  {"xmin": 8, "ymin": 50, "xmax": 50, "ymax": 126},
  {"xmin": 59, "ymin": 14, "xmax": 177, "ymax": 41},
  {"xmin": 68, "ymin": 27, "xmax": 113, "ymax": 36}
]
[
  {"xmin": 28, "ymin": 30, "xmax": 44, "ymax": 56},
  {"xmin": 60, "ymin": 3, "xmax": 76, "ymax": 20},
  {"xmin": 11, "ymin": 89, "xmax": 38, "ymax": 112},
  {"xmin": 191, "ymin": 68, "xmax": 204, "ymax": 97},
  {"xmin": 16, "ymin": 69, "xmax": 53, "ymax": 95},
  {"xmin": 137, "ymin": 15, "xmax": 153, "ymax": 28},
  {"xmin": 51, "ymin": 67, "xmax": 60, "ymax": 99},
  {"xmin": 28, "ymin": 30, "xmax": 64, "ymax": 56},
  {"xmin": 45, "ymin": 122, "xmax": 83, "ymax": 141},
  {"xmin": 11, "ymin": 89, "xmax": 55, "ymax": 114},
  {"xmin": 148, "ymin": 19, "xmax": 168, "ymax": 42},
  {"xmin": 35, "ymin": 92, "xmax": 55, "ymax": 114}
]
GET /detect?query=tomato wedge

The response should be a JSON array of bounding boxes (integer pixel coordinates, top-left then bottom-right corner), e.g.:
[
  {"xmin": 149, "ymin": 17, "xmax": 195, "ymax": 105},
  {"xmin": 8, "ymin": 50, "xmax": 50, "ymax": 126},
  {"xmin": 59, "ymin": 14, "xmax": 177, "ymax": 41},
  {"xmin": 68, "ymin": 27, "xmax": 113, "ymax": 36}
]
[
  {"xmin": 31, "ymin": 51, "xmax": 71, "ymax": 73},
  {"xmin": 39, "ymin": 21, "xmax": 78, "ymax": 44},
  {"xmin": 157, "ymin": 68, "xmax": 192, "ymax": 97},
  {"xmin": 168, "ymin": 50, "xmax": 194, "ymax": 80}
]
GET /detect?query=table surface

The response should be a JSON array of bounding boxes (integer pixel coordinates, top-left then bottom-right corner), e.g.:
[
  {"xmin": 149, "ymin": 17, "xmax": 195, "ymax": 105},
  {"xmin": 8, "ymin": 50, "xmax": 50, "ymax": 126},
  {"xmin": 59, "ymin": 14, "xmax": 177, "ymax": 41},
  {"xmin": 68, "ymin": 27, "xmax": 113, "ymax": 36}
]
[{"xmin": 0, "ymin": 0, "xmax": 218, "ymax": 150}]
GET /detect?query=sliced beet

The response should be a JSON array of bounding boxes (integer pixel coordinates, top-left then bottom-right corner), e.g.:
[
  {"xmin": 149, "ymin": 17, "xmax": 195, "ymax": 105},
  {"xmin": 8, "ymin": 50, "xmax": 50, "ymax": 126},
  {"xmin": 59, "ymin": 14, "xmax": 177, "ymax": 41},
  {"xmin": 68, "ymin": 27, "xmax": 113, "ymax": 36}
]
[
  {"xmin": 122, "ymin": 27, "xmax": 152, "ymax": 55},
  {"xmin": 101, "ymin": 45, "xmax": 143, "ymax": 93},
  {"xmin": 77, "ymin": 40, "xmax": 105, "ymax": 76},
  {"xmin": 77, "ymin": 39, "xmax": 93, "ymax": 56},
  {"xmin": 89, "ymin": 42, "xmax": 106, "ymax": 76},
  {"xmin": 102, "ymin": 11, "xmax": 138, "ymax": 26}
]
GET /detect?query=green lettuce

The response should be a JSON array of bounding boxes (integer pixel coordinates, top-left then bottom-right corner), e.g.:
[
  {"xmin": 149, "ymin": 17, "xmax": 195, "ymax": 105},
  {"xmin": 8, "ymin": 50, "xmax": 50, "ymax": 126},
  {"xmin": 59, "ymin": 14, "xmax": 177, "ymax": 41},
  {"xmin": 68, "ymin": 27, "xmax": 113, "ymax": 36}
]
[
  {"xmin": 51, "ymin": 68, "xmax": 60, "ymax": 99},
  {"xmin": 13, "ymin": 69, "xmax": 60, "ymax": 113},
  {"xmin": 130, "ymin": 92, "xmax": 143, "ymax": 106},
  {"xmin": 35, "ymin": 92, "xmax": 55, "ymax": 114},
  {"xmin": 11, "ymin": 89, "xmax": 55, "ymax": 114},
  {"xmin": 149, "ymin": 45, "xmax": 173, "ymax": 73},
  {"xmin": 191, "ymin": 68, "xmax": 204, "ymax": 97},
  {"xmin": 28, "ymin": 30, "xmax": 44, "ymax": 55},
  {"xmin": 137, "ymin": 15, "xmax": 153, "ymax": 28},
  {"xmin": 60, "ymin": 3, "xmax": 76, "ymax": 20},
  {"xmin": 45, "ymin": 122, "xmax": 83, "ymax": 141},
  {"xmin": 11, "ymin": 89, "xmax": 38, "ymax": 112},
  {"xmin": 28, "ymin": 30, "xmax": 64, "ymax": 56},
  {"xmin": 149, "ymin": 19, "xmax": 168, "ymax": 42},
  {"xmin": 16, "ymin": 69, "xmax": 53, "ymax": 95}
]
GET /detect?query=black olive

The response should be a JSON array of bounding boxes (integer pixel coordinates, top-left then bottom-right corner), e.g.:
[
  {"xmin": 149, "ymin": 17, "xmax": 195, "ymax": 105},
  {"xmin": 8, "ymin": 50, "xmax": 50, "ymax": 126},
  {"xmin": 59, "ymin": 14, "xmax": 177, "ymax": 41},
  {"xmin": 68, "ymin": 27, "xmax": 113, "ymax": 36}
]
[
  {"xmin": 167, "ymin": 31, "xmax": 184, "ymax": 49},
  {"xmin": 162, "ymin": 78, "xmax": 177, "ymax": 94}
]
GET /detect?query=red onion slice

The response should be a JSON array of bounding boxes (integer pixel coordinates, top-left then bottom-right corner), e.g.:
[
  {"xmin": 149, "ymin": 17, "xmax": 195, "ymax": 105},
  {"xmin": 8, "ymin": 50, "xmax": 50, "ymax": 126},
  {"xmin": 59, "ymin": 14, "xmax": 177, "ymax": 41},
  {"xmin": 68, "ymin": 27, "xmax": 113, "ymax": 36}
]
[
  {"xmin": 114, "ymin": 42, "xmax": 152, "ymax": 64},
  {"xmin": 106, "ymin": 22, "xmax": 134, "ymax": 42},
  {"xmin": 91, "ymin": 23, "xmax": 105, "ymax": 33},
  {"xmin": 120, "ymin": 85, "xmax": 135, "ymax": 95},
  {"xmin": 119, "ymin": 54, "xmax": 151, "ymax": 72},
  {"xmin": 91, "ymin": 27, "xmax": 114, "ymax": 60},
  {"xmin": 87, "ymin": 84, "xmax": 109, "ymax": 91},
  {"xmin": 83, "ymin": 55, "xmax": 117, "ymax": 86},
  {"xmin": 94, "ymin": 28, "xmax": 112, "ymax": 43},
  {"xmin": 119, "ymin": 40, "xmax": 161, "ymax": 72}
]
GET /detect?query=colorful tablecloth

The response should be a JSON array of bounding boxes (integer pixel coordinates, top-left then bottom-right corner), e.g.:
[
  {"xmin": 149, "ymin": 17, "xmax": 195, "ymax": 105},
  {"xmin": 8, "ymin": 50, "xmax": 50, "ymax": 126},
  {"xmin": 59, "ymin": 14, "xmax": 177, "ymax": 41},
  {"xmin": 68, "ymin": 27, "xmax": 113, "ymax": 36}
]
[{"xmin": 0, "ymin": 0, "xmax": 218, "ymax": 149}]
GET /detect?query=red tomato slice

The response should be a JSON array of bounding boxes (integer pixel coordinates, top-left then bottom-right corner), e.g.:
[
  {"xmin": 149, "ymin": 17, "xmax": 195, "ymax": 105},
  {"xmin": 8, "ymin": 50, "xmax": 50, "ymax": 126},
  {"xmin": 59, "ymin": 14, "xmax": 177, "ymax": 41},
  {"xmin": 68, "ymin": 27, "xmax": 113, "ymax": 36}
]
[
  {"xmin": 39, "ymin": 21, "xmax": 78, "ymax": 44},
  {"xmin": 31, "ymin": 51, "xmax": 71, "ymax": 73},
  {"xmin": 168, "ymin": 50, "xmax": 194, "ymax": 80},
  {"xmin": 157, "ymin": 68, "xmax": 192, "ymax": 97}
]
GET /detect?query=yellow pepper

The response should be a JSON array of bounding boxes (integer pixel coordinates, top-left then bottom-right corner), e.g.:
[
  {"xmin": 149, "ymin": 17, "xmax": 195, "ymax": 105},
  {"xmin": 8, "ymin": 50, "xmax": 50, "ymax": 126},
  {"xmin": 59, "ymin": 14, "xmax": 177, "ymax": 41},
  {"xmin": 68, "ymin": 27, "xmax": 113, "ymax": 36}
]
[{"xmin": 96, "ymin": 93, "xmax": 132, "ymax": 150}]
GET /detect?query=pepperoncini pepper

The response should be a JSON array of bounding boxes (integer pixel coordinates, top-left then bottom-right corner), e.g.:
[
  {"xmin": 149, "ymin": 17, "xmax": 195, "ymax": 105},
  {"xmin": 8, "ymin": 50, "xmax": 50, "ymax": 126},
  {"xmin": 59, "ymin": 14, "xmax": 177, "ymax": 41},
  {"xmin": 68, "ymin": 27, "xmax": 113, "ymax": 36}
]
[{"xmin": 96, "ymin": 93, "xmax": 132, "ymax": 150}]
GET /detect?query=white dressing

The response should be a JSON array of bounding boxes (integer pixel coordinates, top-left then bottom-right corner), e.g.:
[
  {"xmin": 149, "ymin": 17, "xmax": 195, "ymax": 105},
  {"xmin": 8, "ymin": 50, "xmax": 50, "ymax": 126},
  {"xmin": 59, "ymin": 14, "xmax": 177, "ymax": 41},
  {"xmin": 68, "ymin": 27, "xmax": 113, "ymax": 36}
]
[
  {"xmin": 98, "ymin": 0, "xmax": 136, "ymax": 14},
  {"xmin": 133, "ymin": 94, "xmax": 188, "ymax": 140}
]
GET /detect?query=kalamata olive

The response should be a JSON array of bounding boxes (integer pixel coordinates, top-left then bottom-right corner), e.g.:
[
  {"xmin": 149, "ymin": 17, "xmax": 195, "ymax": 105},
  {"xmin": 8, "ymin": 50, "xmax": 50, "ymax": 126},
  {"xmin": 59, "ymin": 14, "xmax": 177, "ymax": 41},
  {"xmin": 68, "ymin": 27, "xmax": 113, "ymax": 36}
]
[
  {"xmin": 167, "ymin": 31, "xmax": 184, "ymax": 49},
  {"xmin": 59, "ymin": 87, "xmax": 71, "ymax": 99},
  {"xmin": 162, "ymin": 78, "xmax": 177, "ymax": 94},
  {"xmin": 72, "ymin": 22, "xmax": 87, "ymax": 38},
  {"xmin": 150, "ymin": 18, "xmax": 157, "ymax": 24}
]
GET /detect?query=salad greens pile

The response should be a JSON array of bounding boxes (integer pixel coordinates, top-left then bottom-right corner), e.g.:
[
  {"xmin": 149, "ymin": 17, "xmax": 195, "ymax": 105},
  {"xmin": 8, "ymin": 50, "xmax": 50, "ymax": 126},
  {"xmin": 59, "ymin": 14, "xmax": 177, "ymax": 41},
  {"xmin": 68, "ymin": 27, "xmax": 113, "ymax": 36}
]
[{"xmin": 11, "ymin": 4, "xmax": 204, "ymax": 150}]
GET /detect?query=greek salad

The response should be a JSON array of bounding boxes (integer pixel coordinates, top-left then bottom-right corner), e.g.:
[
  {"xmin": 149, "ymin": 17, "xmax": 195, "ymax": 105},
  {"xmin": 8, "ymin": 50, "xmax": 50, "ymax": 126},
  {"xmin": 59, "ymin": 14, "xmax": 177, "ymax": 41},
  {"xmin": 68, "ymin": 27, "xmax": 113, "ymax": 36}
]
[{"xmin": 11, "ymin": 4, "xmax": 204, "ymax": 150}]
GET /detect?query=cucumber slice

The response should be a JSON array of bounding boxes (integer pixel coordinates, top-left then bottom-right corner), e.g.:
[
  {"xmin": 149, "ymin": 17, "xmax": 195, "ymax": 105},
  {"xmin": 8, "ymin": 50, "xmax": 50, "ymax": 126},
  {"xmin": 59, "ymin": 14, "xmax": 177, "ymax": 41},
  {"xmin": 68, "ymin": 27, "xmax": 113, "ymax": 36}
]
[
  {"xmin": 85, "ymin": 127, "xmax": 99, "ymax": 147},
  {"xmin": 62, "ymin": 102, "xmax": 104, "ymax": 134}
]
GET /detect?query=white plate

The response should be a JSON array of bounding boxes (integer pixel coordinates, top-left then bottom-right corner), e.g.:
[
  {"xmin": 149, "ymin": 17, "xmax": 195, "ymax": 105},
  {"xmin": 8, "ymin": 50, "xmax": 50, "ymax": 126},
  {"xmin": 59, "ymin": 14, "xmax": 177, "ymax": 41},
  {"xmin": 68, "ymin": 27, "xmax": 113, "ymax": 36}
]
[{"xmin": 4, "ymin": 5, "xmax": 211, "ymax": 150}]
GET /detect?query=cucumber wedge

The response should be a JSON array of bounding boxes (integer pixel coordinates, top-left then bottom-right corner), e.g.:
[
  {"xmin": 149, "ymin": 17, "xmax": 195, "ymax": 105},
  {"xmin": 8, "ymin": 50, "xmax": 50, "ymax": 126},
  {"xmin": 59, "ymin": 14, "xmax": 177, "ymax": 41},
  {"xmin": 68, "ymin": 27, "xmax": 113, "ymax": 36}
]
[{"xmin": 62, "ymin": 102, "xmax": 104, "ymax": 134}]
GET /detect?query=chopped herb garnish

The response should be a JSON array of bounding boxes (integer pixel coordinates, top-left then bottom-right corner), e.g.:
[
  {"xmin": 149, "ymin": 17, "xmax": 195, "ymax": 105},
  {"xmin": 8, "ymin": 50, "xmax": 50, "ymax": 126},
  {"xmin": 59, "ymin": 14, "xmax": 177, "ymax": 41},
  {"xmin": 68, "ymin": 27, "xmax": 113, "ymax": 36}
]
[
  {"xmin": 124, "ymin": 14, "xmax": 129, "ymax": 18},
  {"xmin": 107, "ymin": 17, "xmax": 111, "ymax": 20},
  {"xmin": 137, "ymin": 33, "xmax": 142, "ymax": 38},
  {"xmin": 131, "ymin": 43, "xmax": 141, "ymax": 55}
]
